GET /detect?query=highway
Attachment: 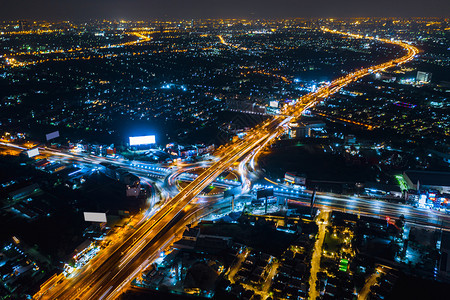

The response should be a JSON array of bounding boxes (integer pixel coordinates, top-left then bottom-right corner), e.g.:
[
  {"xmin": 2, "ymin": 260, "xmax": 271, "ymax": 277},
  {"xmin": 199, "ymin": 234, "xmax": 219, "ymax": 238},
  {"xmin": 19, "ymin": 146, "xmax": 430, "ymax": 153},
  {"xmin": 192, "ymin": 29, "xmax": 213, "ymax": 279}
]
[
  {"xmin": 35, "ymin": 133, "xmax": 275, "ymax": 299},
  {"xmin": 2, "ymin": 31, "xmax": 153, "ymax": 69},
  {"xmin": 34, "ymin": 28, "xmax": 420, "ymax": 299},
  {"xmin": 259, "ymin": 174, "xmax": 450, "ymax": 230},
  {"xmin": 50, "ymin": 148, "xmax": 450, "ymax": 233},
  {"xmin": 283, "ymin": 190, "xmax": 450, "ymax": 230}
]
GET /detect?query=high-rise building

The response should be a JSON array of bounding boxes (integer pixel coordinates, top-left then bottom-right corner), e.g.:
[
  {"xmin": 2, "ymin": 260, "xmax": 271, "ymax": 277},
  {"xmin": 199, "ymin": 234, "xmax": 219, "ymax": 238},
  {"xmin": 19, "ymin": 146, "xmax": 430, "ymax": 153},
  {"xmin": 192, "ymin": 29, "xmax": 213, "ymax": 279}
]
[{"xmin": 416, "ymin": 71, "xmax": 432, "ymax": 83}]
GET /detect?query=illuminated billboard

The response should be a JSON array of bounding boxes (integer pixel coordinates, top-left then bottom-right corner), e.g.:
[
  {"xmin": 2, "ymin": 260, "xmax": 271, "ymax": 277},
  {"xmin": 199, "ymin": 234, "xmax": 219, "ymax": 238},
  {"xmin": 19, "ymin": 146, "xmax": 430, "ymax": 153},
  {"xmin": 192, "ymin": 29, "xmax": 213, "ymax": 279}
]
[
  {"xmin": 27, "ymin": 148, "xmax": 40, "ymax": 158},
  {"xmin": 270, "ymin": 101, "xmax": 279, "ymax": 108},
  {"xmin": 129, "ymin": 135, "xmax": 156, "ymax": 146},
  {"xmin": 83, "ymin": 212, "xmax": 107, "ymax": 223},
  {"xmin": 46, "ymin": 130, "xmax": 60, "ymax": 141}
]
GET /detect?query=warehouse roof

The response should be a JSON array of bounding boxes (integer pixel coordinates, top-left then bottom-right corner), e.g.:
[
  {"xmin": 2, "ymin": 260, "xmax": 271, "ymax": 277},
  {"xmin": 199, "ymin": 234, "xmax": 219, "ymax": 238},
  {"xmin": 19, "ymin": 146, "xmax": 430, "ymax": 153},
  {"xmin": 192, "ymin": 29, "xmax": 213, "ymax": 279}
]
[{"xmin": 404, "ymin": 170, "xmax": 450, "ymax": 187}]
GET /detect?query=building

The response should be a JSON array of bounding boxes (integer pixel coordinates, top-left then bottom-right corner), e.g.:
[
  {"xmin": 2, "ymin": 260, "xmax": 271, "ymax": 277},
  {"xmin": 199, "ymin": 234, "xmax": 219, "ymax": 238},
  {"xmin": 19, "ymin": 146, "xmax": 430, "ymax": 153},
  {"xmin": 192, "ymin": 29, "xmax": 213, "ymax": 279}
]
[
  {"xmin": 173, "ymin": 227, "xmax": 200, "ymax": 250},
  {"xmin": 99, "ymin": 163, "xmax": 141, "ymax": 197},
  {"xmin": 403, "ymin": 170, "xmax": 450, "ymax": 194},
  {"xmin": 166, "ymin": 144, "xmax": 214, "ymax": 158},
  {"xmin": 344, "ymin": 134, "xmax": 357, "ymax": 145},
  {"xmin": 416, "ymin": 71, "xmax": 432, "ymax": 83},
  {"xmin": 179, "ymin": 146, "xmax": 198, "ymax": 158},
  {"xmin": 289, "ymin": 120, "xmax": 326, "ymax": 138},
  {"xmin": 439, "ymin": 232, "xmax": 450, "ymax": 280},
  {"xmin": 364, "ymin": 182, "xmax": 403, "ymax": 199},
  {"xmin": 8, "ymin": 183, "xmax": 41, "ymax": 201},
  {"xmin": 196, "ymin": 144, "xmax": 215, "ymax": 155},
  {"xmin": 99, "ymin": 162, "xmax": 121, "ymax": 180},
  {"xmin": 226, "ymin": 99, "xmax": 267, "ymax": 115},
  {"xmin": 285, "ymin": 172, "xmax": 306, "ymax": 186}
]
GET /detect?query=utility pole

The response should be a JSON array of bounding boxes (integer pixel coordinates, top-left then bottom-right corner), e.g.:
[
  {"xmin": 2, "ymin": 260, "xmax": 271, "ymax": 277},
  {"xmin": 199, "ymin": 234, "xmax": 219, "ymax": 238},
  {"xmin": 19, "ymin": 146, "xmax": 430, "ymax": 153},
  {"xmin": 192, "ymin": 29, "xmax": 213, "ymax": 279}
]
[
  {"xmin": 231, "ymin": 195, "xmax": 235, "ymax": 212},
  {"xmin": 310, "ymin": 186, "xmax": 317, "ymax": 217},
  {"xmin": 265, "ymin": 196, "xmax": 269, "ymax": 214}
]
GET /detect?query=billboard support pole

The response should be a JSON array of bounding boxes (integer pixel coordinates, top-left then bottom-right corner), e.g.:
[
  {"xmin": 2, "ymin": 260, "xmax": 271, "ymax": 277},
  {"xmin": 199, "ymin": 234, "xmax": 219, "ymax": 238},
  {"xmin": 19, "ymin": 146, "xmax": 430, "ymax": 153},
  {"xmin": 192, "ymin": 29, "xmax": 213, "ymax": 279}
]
[
  {"xmin": 310, "ymin": 186, "xmax": 317, "ymax": 217},
  {"xmin": 265, "ymin": 196, "xmax": 268, "ymax": 214}
]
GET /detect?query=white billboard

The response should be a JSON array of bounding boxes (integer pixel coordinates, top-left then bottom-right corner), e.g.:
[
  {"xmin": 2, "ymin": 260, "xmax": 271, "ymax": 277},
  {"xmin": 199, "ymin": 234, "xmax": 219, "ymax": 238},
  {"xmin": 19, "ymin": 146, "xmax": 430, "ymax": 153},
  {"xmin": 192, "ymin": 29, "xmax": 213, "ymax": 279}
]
[
  {"xmin": 129, "ymin": 135, "xmax": 156, "ymax": 146},
  {"xmin": 27, "ymin": 148, "xmax": 40, "ymax": 158},
  {"xmin": 46, "ymin": 131, "xmax": 60, "ymax": 141},
  {"xmin": 270, "ymin": 100, "xmax": 279, "ymax": 108},
  {"xmin": 83, "ymin": 212, "xmax": 107, "ymax": 223}
]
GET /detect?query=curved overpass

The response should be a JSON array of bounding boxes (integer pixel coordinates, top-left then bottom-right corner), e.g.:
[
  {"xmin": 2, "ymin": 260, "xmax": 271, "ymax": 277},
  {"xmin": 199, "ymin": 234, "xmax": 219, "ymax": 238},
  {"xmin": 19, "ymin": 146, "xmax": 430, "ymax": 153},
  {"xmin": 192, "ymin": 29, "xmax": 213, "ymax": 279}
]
[{"xmin": 34, "ymin": 28, "xmax": 419, "ymax": 300}]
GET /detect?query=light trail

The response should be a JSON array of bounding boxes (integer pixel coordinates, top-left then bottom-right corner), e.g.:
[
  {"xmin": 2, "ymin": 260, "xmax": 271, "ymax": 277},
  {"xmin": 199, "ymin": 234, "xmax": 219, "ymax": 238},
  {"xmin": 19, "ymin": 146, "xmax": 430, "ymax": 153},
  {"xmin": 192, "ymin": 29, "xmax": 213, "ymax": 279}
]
[
  {"xmin": 1, "ymin": 32, "xmax": 153, "ymax": 69},
  {"xmin": 34, "ymin": 28, "xmax": 420, "ymax": 300}
]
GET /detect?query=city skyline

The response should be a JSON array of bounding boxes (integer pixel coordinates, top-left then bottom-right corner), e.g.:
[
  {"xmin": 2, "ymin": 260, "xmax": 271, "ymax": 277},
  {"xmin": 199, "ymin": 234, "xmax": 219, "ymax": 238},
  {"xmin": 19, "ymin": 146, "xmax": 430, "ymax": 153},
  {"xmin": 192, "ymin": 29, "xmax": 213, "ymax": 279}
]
[
  {"xmin": 1, "ymin": 0, "xmax": 450, "ymax": 21},
  {"xmin": 1, "ymin": 16, "xmax": 449, "ymax": 300}
]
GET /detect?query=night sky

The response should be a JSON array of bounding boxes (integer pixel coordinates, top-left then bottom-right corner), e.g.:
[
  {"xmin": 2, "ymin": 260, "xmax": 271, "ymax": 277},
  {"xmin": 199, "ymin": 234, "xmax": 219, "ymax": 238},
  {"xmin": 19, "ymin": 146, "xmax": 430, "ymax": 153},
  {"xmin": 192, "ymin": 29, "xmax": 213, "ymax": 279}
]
[{"xmin": 1, "ymin": 0, "xmax": 449, "ymax": 20}]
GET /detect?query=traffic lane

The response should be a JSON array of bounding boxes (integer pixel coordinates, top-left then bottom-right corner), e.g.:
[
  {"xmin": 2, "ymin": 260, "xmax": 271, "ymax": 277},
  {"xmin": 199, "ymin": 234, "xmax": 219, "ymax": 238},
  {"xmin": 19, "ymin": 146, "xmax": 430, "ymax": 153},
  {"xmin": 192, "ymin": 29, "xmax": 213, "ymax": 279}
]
[
  {"xmin": 43, "ymin": 186, "xmax": 193, "ymax": 300},
  {"xmin": 32, "ymin": 30, "xmax": 418, "ymax": 299},
  {"xmin": 84, "ymin": 192, "xmax": 234, "ymax": 300},
  {"xmin": 81, "ymin": 186, "xmax": 211, "ymax": 298},
  {"xmin": 40, "ymin": 216, "xmax": 152, "ymax": 299},
  {"xmin": 281, "ymin": 193, "xmax": 450, "ymax": 229},
  {"xmin": 101, "ymin": 200, "xmax": 233, "ymax": 300},
  {"xmin": 82, "ymin": 224, "xmax": 179, "ymax": 300},
  {"xmin": 44, "ymin": 133, "xmax": 271, "ymax": 299},
  {"xmin": 59, "ymin": 204, "xmax": 185, "ymax": 300},
  {"xmin": 86, "ymin": 203, "xmax": 218, "ymax": 300},
  {"xmin": 276, "ymin": 190, "xmax": 449, "ymax": 221}
]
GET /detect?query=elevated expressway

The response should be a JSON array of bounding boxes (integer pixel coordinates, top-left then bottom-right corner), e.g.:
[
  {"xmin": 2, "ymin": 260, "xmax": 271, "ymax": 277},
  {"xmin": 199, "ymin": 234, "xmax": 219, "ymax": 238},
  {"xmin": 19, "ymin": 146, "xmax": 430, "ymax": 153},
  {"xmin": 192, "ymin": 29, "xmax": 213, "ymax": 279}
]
[{"xmin": 34, "ymin": 29, "xmax": 419, "ymax": 300}]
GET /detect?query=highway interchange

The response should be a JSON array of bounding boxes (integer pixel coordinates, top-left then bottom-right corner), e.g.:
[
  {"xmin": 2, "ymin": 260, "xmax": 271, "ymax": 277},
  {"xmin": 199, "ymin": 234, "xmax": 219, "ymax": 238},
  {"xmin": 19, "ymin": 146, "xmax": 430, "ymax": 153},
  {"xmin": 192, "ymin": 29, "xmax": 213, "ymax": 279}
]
[{"xmin": 27, "ymin": 28, "xmax": 429, "ymax": 299}]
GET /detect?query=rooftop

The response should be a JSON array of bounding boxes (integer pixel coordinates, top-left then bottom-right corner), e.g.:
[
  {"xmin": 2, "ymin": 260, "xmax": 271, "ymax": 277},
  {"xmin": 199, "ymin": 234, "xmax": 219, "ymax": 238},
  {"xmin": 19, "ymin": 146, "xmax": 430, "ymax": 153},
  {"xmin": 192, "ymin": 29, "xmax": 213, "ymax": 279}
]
[{"xmin": 404, "ymin": 170, "xmax": 450, "ymax": 187}]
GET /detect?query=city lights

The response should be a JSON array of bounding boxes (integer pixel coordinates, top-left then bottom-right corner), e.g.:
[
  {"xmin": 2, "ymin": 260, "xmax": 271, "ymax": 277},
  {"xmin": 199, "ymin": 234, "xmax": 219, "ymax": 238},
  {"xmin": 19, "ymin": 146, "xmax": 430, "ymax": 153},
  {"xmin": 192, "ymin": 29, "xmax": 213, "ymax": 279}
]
[{"xmin": 1, "ymin": 16, "xmax": 449, "ymax": 300}]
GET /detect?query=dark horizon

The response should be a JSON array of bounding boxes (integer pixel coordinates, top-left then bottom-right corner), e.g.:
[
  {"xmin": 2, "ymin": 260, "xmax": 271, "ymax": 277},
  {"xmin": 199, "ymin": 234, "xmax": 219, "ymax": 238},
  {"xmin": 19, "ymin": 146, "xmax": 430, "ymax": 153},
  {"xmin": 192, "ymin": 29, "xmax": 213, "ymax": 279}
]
[{"xmin": 0, "ymin": 0, "xmax": 449, "ymax": 21}]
